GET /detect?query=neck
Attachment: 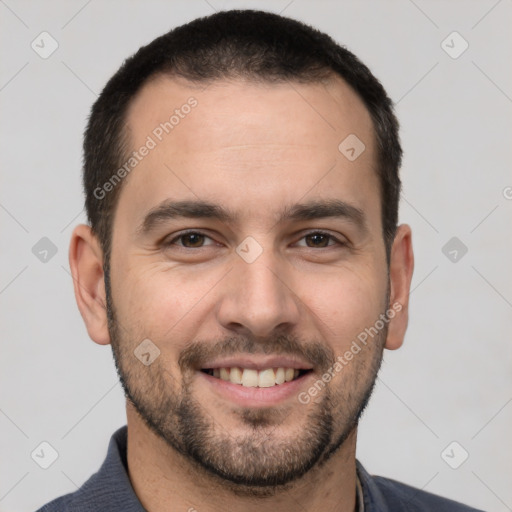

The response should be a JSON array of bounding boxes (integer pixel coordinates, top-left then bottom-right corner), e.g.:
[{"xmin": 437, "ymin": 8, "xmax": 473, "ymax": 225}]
[{"xmin": 126, "ymin": 403, "xmax": 358, "ymax": 512}]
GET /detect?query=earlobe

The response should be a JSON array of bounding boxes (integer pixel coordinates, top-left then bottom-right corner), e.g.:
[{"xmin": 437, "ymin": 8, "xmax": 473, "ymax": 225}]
[
  {"xmin": 68, "ymin": 224, "xmax": 111, "ymax": 345},
  {"xmin": 384, "ymin": 224, "xmax": 414, "ymax": 351}
]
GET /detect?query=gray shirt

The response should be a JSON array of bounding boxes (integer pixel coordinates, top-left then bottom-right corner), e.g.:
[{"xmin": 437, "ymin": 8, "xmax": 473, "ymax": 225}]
[{"xmin": 35, "ymin": 426, "xmax": 483, "ymax": 512}]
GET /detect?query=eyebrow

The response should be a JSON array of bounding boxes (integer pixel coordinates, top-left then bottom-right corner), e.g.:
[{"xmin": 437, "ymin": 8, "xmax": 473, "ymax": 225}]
[{"xmin": 137, "ymin": 198, "xmax": 368, "ymax": 236}]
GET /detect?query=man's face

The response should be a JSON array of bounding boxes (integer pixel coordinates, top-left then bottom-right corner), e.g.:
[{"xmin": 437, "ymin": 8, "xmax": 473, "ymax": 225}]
[{"xmin": 106, "ymin": 76, "xmax": 390, "ymax": 488}]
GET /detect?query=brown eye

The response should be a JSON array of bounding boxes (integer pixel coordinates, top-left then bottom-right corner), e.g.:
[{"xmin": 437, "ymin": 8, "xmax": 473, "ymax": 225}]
[
  {"xmin": 296, "ymin": 231, "xmax": 343, "ymax": 248},
  {"xmin": 165, "ymin": 231, "xmax": 215, "ymax": 248},
  {"xmin": 305, "ymin": 233, "xmax": 331, "ymax": 248},
  {"xmin": 180, "ymin": 233, "xmax": 206, "ymax": 247}
]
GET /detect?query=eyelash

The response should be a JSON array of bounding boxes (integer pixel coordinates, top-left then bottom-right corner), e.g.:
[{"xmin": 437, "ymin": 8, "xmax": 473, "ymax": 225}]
[{"xmin": 164, "ymin": 230, "xmax": 346, "ymax": 249}]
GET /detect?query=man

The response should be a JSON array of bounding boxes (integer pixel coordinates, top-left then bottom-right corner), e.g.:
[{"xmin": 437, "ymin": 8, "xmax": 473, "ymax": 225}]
[{"xmin": 37, "ymin": 9, "xmax": 482, "ymax": 512}]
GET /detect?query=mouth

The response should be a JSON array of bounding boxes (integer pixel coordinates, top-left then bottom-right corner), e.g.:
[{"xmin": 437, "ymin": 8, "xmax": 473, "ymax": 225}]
[{"xmin": 201, "ymin": 367, "xmax": 313, "ymax": 388}]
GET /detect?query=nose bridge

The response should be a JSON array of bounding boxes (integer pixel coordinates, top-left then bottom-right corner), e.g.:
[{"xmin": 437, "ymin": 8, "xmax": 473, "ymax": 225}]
[{"xmin": 216, "ymin": 241, "xmax": 301, "ymax": 336}]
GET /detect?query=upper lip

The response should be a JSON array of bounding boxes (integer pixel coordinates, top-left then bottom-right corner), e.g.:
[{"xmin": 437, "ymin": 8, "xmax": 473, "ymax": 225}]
[{"xmin": 199, "ymin": 355, "xmax": 314, "ymax": 371}]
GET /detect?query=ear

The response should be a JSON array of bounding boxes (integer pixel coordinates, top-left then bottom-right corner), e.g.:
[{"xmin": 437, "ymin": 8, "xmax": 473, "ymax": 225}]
[
  {"xmin": 69, "ymin": 224, "xmax": 111, "ymax": 345},
  {"xmin": 384, "ymin": 224, "xmax": 414, "ymax": 350}
]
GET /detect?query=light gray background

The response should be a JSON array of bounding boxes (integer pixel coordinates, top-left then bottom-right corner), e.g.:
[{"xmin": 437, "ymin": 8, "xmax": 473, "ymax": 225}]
[{"xmin": 1, "ymin": 1, "xmax": 511, "ymax": 510}]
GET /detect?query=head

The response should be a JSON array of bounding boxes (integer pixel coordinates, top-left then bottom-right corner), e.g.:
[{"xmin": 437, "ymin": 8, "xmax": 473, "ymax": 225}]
[{"xmin": 71, "ymin": 9, "xmax": 413, "ymax": 493}]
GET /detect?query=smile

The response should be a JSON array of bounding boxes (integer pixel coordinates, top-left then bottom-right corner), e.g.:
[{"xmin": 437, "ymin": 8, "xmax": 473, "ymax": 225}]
[{"xmin": 201, "ymin": 367, "xmax": 312, "ymax": 388}]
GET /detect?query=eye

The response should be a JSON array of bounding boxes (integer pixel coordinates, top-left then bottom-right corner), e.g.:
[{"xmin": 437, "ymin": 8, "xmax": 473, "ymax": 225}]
[
  {"xmin": 165, "ymin": 231, "xmax": 216, "ymax": 248},
  {"xmin": 163, "ymin": 230, "xmax": 346, "ymax": 250},
  {"xmin": 295, "ymin": 231, "xmax": 345, "ymax": 248}
]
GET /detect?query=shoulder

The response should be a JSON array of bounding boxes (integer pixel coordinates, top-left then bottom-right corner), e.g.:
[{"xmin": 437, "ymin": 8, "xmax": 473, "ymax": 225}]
[
  {"xmin": 373, "ymin": 475, "xmax": 484, "ymax": 511},
  {"xmin": 33, "ymin": 474, "xmax": 102, "ymax": 512},
  {"xmin": 34, "ymin": 426, "xmax": 144, "ymax": 512},
  {"xmin": 35, "ymin": 492, "xmax": 78, "ymax": 512},
  {"xmin": 34, "ymin": 467, "xmax": 130, "ymax": 512},
  {"xmin": 357, "ymin": 460, "xmax": 484, "ymax": 512}
]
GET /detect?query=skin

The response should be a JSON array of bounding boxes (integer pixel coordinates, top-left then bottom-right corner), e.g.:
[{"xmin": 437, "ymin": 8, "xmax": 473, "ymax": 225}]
[{"xmin": 69, "ymin": 75, "xmax": 414, "ymax": 512}]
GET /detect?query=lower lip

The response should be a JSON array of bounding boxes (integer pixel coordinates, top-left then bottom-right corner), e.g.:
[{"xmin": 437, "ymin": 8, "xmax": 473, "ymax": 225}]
[{"xmin": 197, "ymin": 371, "xmax": 314, "ymax": 407}]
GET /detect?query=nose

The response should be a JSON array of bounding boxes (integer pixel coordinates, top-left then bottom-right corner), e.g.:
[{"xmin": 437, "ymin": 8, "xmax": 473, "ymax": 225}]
[{"xmin": 216, "ymin": 247, "xmax": 302, "ymax": 338}]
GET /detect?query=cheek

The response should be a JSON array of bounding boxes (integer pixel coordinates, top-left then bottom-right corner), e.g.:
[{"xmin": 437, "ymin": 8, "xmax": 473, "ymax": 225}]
[
  {"xmin": 298, "ymin": 264, "xmax": 387, "ymax": 344},
  {"xmin": 113, "ymin": 261, "xmax": 222, "ymax": 340}
]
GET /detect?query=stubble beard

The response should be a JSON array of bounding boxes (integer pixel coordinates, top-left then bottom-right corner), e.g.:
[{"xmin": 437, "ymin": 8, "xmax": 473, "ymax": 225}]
[{"xmin": 104, "ymin": 265, "xmax": 386, "ymax": 495}]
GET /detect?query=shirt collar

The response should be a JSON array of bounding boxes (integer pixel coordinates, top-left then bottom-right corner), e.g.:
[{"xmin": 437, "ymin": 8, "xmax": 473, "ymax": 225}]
[
  {"xmin": 69, "ymin": 425, "xmax": 145, "ymax": 511},
  {"xmin": 356, "ymin": 471, "xmax": 365, "ymax": 512}
]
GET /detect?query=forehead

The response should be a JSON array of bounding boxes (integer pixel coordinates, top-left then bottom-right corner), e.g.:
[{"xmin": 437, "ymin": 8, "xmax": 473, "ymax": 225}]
[
  {"xmin": 117, "ymin": 74, "xmax": 379, "ymax": 231},
  {"xmin": 125, "ymin": 74, "xmax": 374, "ymax": 152}
]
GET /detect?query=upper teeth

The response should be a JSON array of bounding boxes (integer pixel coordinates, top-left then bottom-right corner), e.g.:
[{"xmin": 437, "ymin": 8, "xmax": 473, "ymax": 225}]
[{"xmin": 212, "ymin": 367, "xmax": 300, "ymax": 387}]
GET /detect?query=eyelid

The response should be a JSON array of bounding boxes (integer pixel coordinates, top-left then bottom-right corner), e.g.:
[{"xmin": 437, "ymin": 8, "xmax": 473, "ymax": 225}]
[
  {"xmin": 164, "ymin": 229, "xmax": 218, "ymax": 247},
  {"xmin": 293, "ymin": 229, "xmax": 347, "ymax": 248}
]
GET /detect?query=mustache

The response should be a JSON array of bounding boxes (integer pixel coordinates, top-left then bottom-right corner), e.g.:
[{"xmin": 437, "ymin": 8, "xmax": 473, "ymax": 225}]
[{"xmin": 178, "ymin": 335, "xmax": 335, "ymax": 372}]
